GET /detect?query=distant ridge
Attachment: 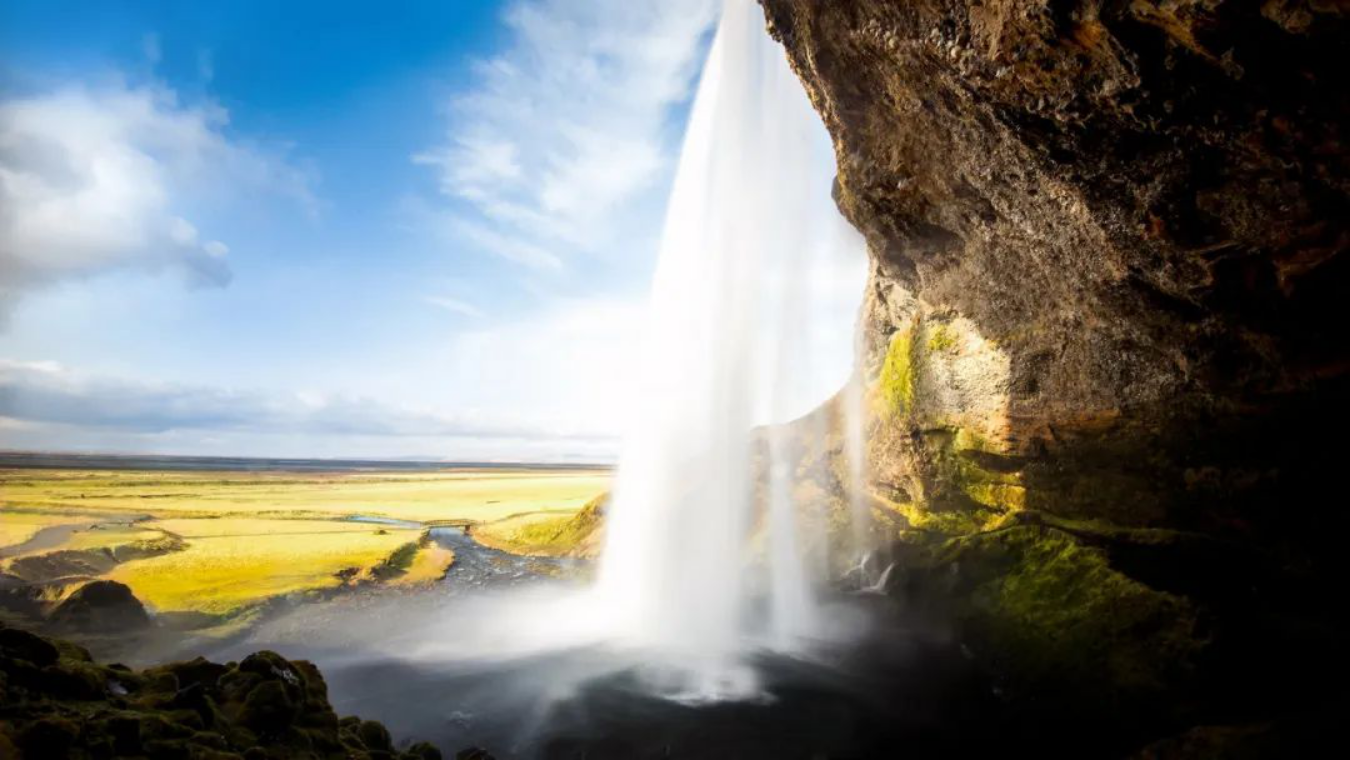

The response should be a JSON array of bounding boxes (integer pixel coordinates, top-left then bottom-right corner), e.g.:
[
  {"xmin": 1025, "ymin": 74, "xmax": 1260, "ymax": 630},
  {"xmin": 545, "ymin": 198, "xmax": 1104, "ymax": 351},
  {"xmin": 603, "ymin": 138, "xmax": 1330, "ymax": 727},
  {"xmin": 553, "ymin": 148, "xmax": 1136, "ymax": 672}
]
[{"xmin": 0, "ymin": 450, "xmax": 613, "ymax": 472}]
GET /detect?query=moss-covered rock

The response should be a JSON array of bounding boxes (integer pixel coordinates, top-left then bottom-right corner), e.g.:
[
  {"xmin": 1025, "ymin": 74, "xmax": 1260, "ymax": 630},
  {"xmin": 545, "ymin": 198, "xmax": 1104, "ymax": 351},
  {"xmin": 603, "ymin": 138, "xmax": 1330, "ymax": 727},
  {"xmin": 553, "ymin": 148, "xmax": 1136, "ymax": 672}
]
[
  {"xmin": 0, "ymin": 621, "xmax": 450, "ymax": 760},
  {"xmin": 47, "ymin": 580, "xmax": 150, "ymax": 633},
  {"xmin": 406, "ymin": 741, "xmax": 443, "ymax": 760},
  {"xmin": 877, "ymin": 327, "xmax": 916, "ymax": 416},
  {"xmin": 939, "ymin": 525, "xmax": 1205, "ymax": 709}
]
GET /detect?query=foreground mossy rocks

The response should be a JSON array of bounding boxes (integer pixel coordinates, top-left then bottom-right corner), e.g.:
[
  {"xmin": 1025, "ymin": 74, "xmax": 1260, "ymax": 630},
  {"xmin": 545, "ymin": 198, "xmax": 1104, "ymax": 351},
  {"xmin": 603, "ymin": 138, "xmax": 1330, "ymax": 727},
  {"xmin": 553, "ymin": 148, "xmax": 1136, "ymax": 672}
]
[{"xmin": 0, "ymin": 621, "xmax": 455, "ymax": 760}]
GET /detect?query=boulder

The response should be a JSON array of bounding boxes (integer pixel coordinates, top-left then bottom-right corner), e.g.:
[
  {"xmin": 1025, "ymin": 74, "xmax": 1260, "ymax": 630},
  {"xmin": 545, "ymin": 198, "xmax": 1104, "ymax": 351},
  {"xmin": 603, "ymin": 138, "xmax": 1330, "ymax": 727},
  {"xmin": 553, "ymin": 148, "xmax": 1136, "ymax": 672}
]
[{"xmin": 47, "ymin": 579, "xmax": 151, "ymax": 632}]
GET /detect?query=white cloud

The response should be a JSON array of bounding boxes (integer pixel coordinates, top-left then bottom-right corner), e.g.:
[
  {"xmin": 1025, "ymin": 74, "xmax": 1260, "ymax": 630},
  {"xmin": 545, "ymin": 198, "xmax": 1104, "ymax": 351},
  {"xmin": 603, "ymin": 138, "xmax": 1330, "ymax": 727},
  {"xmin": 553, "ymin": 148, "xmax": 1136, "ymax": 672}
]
[
  {"xmin": 455, "ymin": 219, "xmax": 564, "ymax": 271},
  {"xmin": 424, "ymin": 295, "xmax": 485, "ymax": 319},
  {"xmin": 0, "ymin": 79, "xmax": 314, "ymax": 318},
  {"xmin": 416, "ymin": 0, "xmax": 718, "ymax": 266}
]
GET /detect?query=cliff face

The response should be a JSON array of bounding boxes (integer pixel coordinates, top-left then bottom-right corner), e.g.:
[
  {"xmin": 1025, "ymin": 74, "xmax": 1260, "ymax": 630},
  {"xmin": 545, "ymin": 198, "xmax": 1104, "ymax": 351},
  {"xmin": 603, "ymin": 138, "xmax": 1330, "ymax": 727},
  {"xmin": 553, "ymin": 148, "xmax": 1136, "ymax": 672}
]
[{"xmin": 760, "ymin": 0, "xmax": 1348, "ymax": 748}]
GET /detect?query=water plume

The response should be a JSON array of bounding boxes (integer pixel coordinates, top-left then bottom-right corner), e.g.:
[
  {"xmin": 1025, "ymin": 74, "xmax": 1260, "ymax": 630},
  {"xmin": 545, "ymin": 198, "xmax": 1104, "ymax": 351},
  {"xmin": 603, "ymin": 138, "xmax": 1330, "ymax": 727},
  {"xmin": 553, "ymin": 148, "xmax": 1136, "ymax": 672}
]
[
  {"xmin": 229, "ymin": 0, "xmax": 873, "ymax": 710},
  {"xmin": 596, "ymin": 0, "xmax": 867, "ymax": 699}
]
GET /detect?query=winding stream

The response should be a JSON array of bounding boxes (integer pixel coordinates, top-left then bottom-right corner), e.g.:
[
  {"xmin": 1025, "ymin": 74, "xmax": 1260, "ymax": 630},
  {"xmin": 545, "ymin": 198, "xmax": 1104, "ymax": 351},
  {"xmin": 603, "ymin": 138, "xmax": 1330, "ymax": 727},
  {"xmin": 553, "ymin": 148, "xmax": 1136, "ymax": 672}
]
[{"xmin": 431, "ymin": 527, "xmax": 577, "ymax": 587}]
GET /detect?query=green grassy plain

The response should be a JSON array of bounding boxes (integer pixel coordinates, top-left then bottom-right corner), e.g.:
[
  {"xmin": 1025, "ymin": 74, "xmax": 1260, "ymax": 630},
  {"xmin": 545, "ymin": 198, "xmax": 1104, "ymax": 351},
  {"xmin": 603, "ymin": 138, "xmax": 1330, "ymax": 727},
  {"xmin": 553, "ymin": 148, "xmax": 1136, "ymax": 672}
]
[{"xmin": 0, "ymin": 467, "xmax": 608, "ymax": 618}]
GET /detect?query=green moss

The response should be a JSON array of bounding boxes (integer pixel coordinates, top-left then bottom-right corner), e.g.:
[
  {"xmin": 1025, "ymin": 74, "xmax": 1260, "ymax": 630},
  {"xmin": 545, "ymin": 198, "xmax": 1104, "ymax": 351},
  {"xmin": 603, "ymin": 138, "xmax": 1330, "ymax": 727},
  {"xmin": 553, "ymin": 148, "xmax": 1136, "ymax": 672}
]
[
  {"xmin": 1, "ymin": 622, "xmax": 434, "ymax": 760},
  {"xmin": 878, "ymin": 328, "xmax": 916, "ymax": 415},
  {"xmin": 920, "ymin": 427, "xmax": 1028, "ymax": 519},
  {"xmin": 927, "ymin": 323, "xmax": 957, "ymax": 353},
  {"xmin": 951, "ymin": 427, "xmax": 995, "ymax": 454},
  {"xmin": 945, "ymin": 525, "xmax": 1204, "ymax": 706},
  {"xmin": 963, "ymin": 481, "xmax": 1028, "ymax": 511},
  {"xmin": 881, "ymin": 495, "xmax": 1002, "ymax": 535}
]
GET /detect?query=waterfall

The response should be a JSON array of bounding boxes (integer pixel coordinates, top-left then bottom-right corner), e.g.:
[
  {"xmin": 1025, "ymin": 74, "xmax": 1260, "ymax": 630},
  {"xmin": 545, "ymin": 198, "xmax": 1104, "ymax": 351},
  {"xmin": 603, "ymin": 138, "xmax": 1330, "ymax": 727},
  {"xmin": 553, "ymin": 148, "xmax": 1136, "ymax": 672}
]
[{"xmin": 595, "ymin": 0, "xmax": 867, "ymax": 699}]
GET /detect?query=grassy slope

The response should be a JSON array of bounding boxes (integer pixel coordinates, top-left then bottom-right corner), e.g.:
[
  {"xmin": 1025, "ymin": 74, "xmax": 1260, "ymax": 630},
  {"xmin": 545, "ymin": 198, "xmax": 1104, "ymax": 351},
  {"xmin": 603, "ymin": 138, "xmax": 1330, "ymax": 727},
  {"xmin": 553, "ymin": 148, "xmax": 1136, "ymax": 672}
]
[{"xmin": 471, "ymin": 492, "xmax": 608, "ymax": 558}]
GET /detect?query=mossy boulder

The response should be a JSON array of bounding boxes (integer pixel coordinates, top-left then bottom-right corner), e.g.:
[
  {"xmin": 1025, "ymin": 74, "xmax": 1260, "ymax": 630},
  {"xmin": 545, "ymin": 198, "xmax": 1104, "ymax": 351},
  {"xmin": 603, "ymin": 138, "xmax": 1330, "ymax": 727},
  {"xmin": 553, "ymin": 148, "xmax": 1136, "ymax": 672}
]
[
  {"xmin": 879, "ymin": 513, "xmax": 1333, "ymax": 750},
  {"xmin": 357, "ymin": 719, "xmax": 393, "ymax": 752},
  {"xmin": 406, "ymin": 741, "xmax": 443, "ymax": 760},
  {"xmin": 0, "ymin": 627, "xmax": 59, "ymax": 668},
  {"xmin": 47, "ymin": 580, "xmax": 150, "ymax": 632},
  {"xmin": 934, "ymin": 525, "xmax": 1205, "ymax": 712},
  {"xmin": 0, "ymin": 621, "xmax": 451, "ymax": 760}
]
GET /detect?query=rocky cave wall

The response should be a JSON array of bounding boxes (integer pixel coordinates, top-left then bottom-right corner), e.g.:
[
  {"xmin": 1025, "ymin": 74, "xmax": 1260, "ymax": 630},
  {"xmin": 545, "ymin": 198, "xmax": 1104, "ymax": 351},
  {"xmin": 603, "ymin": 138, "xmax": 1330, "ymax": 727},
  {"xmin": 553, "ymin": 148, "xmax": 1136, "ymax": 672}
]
[{"xmin": 759, "ymin": 0, "xmax": 1348, "ymax": 751}]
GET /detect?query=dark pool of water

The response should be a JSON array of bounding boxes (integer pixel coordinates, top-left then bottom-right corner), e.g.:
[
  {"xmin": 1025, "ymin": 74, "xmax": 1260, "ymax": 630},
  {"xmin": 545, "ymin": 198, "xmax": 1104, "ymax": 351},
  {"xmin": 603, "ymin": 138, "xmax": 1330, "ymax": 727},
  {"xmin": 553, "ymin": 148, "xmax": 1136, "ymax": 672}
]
[
  {"xmin": 196, "ymin": 527, "xmax": 1124, "ymax": 759},
  {"xmin": 307, "ymin": 616, "xmax": 1008, "ymax": 759}
]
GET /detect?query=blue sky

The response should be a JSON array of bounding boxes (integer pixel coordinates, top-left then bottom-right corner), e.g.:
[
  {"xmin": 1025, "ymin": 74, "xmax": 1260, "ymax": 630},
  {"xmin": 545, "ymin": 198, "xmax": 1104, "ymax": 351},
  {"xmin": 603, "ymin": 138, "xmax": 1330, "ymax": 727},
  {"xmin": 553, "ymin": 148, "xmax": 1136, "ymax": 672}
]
[{"xmin": 0, "ymin": 0, "xmax": 729, "ymax": 461}]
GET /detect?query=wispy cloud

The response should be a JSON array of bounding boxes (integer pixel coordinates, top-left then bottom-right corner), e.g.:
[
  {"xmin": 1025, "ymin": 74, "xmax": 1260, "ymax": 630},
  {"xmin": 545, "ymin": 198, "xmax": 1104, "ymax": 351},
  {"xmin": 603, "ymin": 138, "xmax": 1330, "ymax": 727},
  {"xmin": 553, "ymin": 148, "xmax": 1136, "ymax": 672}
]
[
  {"xmin": 0, "ymin": 79, "xmax": 315, "ymax": 319},
  {"xmin": 424, "ymin": 295, "xmax": 485, "ymax": 319},
  {"xmin": 416, "ymin": 0, "xmax": 718, "ymax": 268}
]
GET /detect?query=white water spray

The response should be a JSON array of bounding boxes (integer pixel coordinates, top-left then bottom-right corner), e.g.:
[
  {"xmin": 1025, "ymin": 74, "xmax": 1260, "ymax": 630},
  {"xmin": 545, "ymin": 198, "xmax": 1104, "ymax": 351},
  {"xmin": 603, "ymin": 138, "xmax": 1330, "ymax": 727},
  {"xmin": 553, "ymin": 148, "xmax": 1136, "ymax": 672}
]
[{"xmin": 597, "ymin": 0, "xmax": 868, "ymax": 698}]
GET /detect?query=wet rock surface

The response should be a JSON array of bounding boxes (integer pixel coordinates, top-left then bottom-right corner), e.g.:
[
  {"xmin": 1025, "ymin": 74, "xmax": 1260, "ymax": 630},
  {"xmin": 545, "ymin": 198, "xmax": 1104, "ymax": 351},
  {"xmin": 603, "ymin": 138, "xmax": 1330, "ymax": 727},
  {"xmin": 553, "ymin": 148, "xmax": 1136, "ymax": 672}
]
[
  {"xmin": 757, "ymin": 0, "xmax": 1349, "ymax": 754},
  {"xmin": 0, "ymin": 621, "xmax": 468, "ymax": 759}
]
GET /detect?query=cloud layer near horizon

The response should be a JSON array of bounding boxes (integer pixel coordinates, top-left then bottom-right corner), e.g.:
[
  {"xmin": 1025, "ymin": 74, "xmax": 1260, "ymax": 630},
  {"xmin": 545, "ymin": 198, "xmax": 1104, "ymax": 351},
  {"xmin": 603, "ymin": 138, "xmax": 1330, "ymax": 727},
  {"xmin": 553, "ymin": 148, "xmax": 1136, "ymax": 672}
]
[{"xmin": 0, "ymin": 360, "xmax": 613, "ymax": 446}]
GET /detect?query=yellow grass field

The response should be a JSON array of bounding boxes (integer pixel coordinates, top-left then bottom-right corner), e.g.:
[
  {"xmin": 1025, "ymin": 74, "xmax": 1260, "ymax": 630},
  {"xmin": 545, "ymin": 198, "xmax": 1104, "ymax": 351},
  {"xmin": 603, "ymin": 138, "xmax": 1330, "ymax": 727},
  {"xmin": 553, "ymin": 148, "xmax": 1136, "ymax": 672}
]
[
  {"xmin": 0, "ymin": 468, "xmax": 608, "ymax": 523},
  {"xmin": 472, "ymin": 512, "xmax": 582, "ymax": 555},
  {"xmin": 393, "ymin": 543, "xmax": 455, "ymax": 586},
  {"xmin": 107, "ymin": 520, "xmax": 421, "ymax": 614},
  {"xmin": 1, "ymin": 467, "xmax": 609, "ymax": 618}
]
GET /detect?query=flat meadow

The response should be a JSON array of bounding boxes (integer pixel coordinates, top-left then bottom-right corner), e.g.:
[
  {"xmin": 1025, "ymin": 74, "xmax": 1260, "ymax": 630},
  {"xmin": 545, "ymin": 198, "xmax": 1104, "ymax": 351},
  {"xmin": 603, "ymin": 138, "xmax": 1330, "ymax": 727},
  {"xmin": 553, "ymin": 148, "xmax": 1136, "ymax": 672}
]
[{"xmin": 0, "ymin": 465, "xmax": 609, "ymax": 623}]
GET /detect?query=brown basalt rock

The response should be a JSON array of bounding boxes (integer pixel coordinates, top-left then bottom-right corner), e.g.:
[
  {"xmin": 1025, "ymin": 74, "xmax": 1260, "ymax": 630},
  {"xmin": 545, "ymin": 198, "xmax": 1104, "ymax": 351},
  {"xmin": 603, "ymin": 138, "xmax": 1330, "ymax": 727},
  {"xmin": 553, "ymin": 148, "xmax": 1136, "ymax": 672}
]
[
  {"xmin": 758, "ymin": 0, "xmax": 1348, "ymax": 750},
  {"xmin": 759, "ymin": 0, "xmax": 1348, "ymax": 531}
]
